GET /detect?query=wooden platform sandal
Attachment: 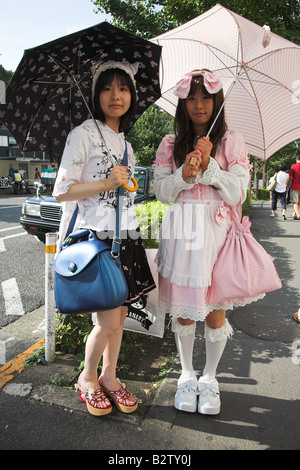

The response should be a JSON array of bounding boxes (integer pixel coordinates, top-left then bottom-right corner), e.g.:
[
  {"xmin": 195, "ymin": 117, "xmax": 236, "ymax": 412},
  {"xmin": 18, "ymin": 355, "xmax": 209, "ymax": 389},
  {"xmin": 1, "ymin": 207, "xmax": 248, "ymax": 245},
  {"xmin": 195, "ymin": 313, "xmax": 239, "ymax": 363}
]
[
  {"xmin": 100, "ymin": 379, "xmax": 138, "ymax": 413},
  {"xmin": 75, "ymin": 384, "xmax": 112, "ymax": 416}
]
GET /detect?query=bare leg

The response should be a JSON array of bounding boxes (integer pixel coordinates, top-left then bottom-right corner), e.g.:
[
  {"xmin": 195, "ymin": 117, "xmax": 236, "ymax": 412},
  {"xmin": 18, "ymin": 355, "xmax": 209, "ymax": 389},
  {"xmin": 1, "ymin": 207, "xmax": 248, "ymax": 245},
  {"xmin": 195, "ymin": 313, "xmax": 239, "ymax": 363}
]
[
  {"xmin": 99, "ymin": 306, "xmax": 127, "ymax": 390},
  {"xmin": 99, "ymin": 306, "xmax": 136, "ymax": 407},
  {"xmin": 78, "ymin": 307, "xmax": 124, "ymax": 396}
]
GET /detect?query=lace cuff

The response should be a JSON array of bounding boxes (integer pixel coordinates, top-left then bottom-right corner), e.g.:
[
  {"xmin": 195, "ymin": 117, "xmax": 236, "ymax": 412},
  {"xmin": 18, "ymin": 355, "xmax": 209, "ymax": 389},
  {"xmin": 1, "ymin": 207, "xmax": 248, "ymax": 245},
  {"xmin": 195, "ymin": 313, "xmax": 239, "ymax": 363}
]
[
  {"xmin": 171, "ymin": 318, "xmax": 196, "ymax": 336},
  {"xmin": 174, "ymin": 165, "xmax": 196, "ymax": 190},
  {"xmin": 200, "ymin": 157, "xmax": 223, "ymax": 187},
  {"xmin": 204, "ymin": 319, "xmax": 233, "ymax": 342}
]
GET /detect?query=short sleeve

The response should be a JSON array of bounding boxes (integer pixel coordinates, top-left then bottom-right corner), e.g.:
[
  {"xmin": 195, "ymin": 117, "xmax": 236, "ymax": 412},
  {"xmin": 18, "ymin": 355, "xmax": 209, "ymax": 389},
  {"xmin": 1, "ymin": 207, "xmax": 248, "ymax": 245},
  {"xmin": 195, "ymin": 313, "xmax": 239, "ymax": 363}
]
[
  {"xmin": 53, "ymin": 125, "xmax": 91, "ymax": 197},
  {"xmin": 153, "ymin": 135, "xmax": 175, "ymax": 168},
  {"xmin": 222, "ymin": 130, "xmax": 252, "ymax": 171}
]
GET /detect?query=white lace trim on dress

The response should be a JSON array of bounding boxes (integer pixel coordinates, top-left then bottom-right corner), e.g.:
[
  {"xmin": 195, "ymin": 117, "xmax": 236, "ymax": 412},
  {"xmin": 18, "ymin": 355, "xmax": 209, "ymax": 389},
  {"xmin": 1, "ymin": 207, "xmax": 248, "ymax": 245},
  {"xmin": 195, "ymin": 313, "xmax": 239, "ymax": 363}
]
[{"xmin": 160, "ymin": 292, "xmax": 266, "ymax": 322}]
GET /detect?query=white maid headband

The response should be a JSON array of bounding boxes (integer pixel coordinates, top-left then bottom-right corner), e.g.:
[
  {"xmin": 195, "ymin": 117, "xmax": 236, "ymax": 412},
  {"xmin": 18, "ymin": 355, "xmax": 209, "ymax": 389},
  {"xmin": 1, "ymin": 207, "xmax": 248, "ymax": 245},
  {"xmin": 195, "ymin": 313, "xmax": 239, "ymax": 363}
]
[{"xmin": 92, "ymin": 60, "xmax": 139, "ymax": 98}]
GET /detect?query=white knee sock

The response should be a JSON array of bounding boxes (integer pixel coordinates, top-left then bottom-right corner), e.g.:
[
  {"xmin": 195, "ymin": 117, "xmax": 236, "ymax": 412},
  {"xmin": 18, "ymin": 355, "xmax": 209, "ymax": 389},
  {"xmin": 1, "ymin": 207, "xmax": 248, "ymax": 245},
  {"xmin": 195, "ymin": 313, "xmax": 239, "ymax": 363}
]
[
  {"xmin": 172, "ymin": 319, "xmax": 196, "ymax": 378},
  {"xmin": 202, "ymin": 319, "xmax": 233, "ymax": 381}
]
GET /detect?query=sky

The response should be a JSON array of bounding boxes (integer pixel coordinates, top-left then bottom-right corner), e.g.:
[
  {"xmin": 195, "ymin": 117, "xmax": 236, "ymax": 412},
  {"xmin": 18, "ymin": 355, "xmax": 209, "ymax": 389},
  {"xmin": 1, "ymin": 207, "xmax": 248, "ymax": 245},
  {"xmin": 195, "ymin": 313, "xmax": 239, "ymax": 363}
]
[{"xmin": 0, "ymin": 0, "xmax": 111, "ymax": 72}]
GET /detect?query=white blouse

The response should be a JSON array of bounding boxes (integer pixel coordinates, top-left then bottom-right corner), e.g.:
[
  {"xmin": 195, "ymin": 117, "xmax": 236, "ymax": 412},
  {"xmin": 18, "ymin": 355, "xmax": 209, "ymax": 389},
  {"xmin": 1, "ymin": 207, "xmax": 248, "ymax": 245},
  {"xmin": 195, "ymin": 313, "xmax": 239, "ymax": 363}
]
[
  {"xmin": 274, "ymin": 171, "xmax": 289, "ymax": 193},
  {"xmin": 53, "ymin": 119, "xmax": 139, "ymax": 247},
  {"xmin": 153, "ymin": 131, "xmax": 251, "ymax": 208}
]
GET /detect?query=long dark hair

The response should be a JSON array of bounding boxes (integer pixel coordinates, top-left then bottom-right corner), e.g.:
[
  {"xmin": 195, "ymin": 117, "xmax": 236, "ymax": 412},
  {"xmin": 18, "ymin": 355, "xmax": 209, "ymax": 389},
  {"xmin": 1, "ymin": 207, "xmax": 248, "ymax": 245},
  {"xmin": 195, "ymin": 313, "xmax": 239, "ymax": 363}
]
[
  {"xmin": 92, "ymin": 68, "xmax": 137, "ymax": 131},
  {"xmin": 173, "ymin": 73, "xmax": 227, "ymax": 168}
]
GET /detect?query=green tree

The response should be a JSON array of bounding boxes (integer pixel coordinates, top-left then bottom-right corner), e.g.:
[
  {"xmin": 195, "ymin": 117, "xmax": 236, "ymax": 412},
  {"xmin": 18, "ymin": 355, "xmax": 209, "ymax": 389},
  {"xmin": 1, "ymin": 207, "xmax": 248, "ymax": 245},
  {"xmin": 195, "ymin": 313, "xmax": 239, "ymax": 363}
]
[
  {"xmin": 92, "ymin": 0, "xmax": 300, "ymax": 43},
  {"xmin": 0, "ymin": 65, "xmax": 13, "ymax": 122},
  {"xmin": 0, "ymin": 64, "xmax": 13, "ymax": 86},
  {"xmin": 93, "ymin": 0, "xmax": 299, "ymax": 174},
  {"xmin": 127, "ymin": 106, "xmax": 173, "ymax": 166},
  {"xmin": 265, "ymin": 141, "xmax": 300, "ymax": 177}
]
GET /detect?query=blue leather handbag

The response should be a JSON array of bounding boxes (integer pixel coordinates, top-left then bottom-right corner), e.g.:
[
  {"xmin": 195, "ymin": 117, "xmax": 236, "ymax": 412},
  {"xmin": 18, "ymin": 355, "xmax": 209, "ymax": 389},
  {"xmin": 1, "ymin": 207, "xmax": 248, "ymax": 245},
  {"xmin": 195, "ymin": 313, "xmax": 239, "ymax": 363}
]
[
  {"xmin": 54, "ymin": 231, "xmax": 128, "ymax": 314},
  {"xmin": 53, "ymin": 144, "xmax": 129, "ymax": 315}
]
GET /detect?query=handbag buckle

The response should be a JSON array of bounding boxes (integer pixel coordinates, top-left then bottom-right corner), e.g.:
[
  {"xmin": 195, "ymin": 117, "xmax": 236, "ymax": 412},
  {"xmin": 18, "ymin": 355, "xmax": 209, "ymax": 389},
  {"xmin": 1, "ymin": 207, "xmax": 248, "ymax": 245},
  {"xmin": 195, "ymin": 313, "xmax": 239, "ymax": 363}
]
[
  {"xmin": 68, "ymin": 262, "xmax": 77, "ymax": 272},
  {"xmin": 111, "ymin": 236, "xmax": 122, "ymax": 259}
]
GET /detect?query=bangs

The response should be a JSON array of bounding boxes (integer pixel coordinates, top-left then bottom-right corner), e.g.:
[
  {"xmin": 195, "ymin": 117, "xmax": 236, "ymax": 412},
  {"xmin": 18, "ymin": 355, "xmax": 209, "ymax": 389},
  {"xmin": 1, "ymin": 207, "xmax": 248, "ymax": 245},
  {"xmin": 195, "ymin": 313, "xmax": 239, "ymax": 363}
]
[
  {"xmin": 98, "ymin": 68, "xmax": 132, "ymax": 89},
  {"xmin": 92, "ymin": 67, "xmax": 137, "ymax": 131},
  {"xmin": 189, "ymin": 76, "xmax": 210, "ymax": 96}
]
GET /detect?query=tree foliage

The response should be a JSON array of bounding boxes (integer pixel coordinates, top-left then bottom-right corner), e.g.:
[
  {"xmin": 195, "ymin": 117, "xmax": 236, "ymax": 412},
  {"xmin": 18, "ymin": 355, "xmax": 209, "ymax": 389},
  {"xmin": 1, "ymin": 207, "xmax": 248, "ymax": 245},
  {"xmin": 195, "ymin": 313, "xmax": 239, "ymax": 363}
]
[
  {"xmin": 127, "ymin": 106, "xmax": 173, "ymax": 166},
  {"xmin": 92, "ymin": 0, "xmax": 300, "ymax": 43},
  {"xmin": 93, "ymin": 0, "xmax": 300, "ymax": 170},
  {"xmin": 0, "ymin": 64, "xmax": 13, "ymax": 86}
]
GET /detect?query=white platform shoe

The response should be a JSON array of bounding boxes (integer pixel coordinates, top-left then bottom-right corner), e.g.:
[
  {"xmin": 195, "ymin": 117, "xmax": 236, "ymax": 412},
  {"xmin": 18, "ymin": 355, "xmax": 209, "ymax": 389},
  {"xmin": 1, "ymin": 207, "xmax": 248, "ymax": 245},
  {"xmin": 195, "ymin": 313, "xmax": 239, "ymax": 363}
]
[
  {"xmin": 174, "ymin": 374, "xmax": 198, "ymax": 413},
  {"xmin": 197, "ymin": 376, "xmax": 221, "ymax": 415}
]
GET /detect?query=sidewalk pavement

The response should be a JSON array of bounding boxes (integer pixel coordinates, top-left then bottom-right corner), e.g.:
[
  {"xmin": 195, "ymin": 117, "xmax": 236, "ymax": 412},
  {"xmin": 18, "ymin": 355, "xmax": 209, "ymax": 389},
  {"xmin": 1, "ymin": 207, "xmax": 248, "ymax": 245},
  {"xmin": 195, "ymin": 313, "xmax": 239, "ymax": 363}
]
[{"xmin": 0, "ymin": 201, "xmax": 300, "ymax": 452}]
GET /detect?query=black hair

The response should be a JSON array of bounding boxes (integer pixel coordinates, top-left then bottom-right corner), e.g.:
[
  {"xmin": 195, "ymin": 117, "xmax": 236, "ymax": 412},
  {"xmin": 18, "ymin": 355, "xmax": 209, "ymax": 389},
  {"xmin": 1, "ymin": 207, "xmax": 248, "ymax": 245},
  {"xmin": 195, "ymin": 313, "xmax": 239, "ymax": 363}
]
[
  {"xmin": 279, "ymin": 162, "xmax": 287, "ymax": 171},
  {"xmin": 92, "ymin": 68, "xmax": 137, "ymax": 131}
]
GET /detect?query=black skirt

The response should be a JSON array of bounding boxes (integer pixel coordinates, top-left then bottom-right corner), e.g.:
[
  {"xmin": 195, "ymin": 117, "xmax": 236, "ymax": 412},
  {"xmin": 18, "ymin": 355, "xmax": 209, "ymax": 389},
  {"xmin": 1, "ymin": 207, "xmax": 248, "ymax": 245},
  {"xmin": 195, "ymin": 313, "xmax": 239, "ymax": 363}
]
[{"xmin": 95, "ymin": 228, "xmax": 156, "ymax": 306}]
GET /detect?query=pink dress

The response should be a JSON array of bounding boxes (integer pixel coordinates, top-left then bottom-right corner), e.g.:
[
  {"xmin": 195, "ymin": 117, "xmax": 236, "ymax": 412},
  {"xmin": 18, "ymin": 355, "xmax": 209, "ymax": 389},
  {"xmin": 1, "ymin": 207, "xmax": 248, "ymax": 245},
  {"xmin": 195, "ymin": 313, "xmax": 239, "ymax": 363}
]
[{"xmin": 153, "ymin": 130, "xmax": 255, "ymax": 321}]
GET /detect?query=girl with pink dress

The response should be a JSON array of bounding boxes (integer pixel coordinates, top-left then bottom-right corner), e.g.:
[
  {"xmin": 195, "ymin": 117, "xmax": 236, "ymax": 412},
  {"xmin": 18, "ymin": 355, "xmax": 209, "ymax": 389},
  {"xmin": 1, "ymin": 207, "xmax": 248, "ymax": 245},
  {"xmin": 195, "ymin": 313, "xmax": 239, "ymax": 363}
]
[{"xmin": 153, "ymin": 70, "xmax": 280, "ymax": 415}]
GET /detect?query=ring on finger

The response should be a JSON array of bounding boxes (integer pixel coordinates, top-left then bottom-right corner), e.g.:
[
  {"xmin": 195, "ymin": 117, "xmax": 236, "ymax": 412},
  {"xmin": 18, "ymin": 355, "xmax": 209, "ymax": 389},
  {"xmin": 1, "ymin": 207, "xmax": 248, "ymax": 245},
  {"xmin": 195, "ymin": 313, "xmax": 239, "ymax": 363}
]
[{"xmin": 190, "ymin": 156, "xmax": 197, "ymax": 166}]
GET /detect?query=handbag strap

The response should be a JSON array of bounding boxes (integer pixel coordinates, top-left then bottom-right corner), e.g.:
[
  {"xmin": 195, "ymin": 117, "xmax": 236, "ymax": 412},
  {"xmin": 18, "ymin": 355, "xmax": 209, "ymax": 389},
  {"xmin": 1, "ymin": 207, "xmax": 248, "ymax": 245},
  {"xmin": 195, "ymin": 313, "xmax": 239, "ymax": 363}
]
[
  {"xmin": 64, "ymin": 142, "xmax": 128, "ymax": 259},
  {"xmin": 64, "ymin": 204, "xmax": 79, "ymax": 240},
  {"xmin": 111, "ymin": 142, "xmax": 128, "ymax": 258}
]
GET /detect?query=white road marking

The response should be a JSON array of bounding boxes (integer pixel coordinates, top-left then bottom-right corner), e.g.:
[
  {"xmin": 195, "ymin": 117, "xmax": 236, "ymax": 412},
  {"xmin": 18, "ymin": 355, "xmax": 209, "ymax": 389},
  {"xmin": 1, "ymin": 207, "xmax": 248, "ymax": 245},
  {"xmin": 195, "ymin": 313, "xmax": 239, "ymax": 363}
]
[
  {"xmin": 0, "ymin": 225, "xmax": 23, "ymax": 232},
  {"xmin": 2, "ymin": 278, "xmax": 24, "ymax": 316},
  {"xmin": 0, "ymin": 231, "xmax": 27, "ymax": 252}
]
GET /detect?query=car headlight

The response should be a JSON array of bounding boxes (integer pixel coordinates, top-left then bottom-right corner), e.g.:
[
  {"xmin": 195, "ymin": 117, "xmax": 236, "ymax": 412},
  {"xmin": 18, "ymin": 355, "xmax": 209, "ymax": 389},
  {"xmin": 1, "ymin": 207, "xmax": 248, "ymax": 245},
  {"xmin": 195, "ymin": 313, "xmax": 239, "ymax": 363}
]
[{"xmin": 24, "ymin": 203, "xmax": 41, "ymax": 217}]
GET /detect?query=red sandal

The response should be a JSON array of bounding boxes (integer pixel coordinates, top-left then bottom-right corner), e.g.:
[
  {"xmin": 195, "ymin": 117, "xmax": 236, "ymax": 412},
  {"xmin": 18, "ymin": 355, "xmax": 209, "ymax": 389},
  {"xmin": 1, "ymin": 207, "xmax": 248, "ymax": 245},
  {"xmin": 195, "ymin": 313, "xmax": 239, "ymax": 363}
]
[
  {"xmin": 75, "ymin": 383, "xmax": 112, "ymax": 416},
  {"xmin": 99, "ymin": 379, "xmax": 138, "ymax": 414}
]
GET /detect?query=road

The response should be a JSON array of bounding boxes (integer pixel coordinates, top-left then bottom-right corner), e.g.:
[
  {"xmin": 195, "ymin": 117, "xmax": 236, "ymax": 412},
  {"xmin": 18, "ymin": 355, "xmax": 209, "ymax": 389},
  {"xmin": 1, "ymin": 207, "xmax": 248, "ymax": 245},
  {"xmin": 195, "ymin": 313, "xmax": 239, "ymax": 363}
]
[{"xmin": 0, "ymin": 195, "xmax": 46, "ymax": 361}]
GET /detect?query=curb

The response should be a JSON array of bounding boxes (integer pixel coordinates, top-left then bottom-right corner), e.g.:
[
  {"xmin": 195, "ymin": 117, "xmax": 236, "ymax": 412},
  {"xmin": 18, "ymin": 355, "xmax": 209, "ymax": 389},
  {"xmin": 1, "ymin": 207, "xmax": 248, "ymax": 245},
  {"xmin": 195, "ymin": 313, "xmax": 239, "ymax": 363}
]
[{"xmin": 0, "ymin": 338, "xmax": 45, "ymax": 389}]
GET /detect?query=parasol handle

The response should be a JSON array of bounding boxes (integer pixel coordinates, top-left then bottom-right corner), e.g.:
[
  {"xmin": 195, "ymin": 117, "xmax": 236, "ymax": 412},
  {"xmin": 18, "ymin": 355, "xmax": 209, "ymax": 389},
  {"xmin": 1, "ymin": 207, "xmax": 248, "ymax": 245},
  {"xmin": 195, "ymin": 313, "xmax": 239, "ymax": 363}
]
[
  {"xmin": 123, "ymin": 177, "xmax": 138, "ymax": 192},
  {"xmin": 206, "ymin": 78, "xmax": 237, "ymax": 138}
]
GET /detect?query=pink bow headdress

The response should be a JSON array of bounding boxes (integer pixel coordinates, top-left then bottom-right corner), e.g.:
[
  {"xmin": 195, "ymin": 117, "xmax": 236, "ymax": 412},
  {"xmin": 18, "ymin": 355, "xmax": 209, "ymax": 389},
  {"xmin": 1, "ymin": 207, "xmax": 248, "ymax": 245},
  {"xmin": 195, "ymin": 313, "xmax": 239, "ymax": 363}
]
[{"xmin": 174, "ymin": 70, "xmax": 223, "ymax": 99}]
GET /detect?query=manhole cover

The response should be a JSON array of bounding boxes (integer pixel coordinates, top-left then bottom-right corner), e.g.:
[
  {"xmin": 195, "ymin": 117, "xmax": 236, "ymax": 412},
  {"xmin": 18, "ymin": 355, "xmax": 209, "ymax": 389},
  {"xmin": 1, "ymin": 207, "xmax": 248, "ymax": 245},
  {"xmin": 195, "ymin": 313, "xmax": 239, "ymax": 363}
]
[{"xmin": 231, "ymin": 306, "xmax": 299, "ymax": 343}]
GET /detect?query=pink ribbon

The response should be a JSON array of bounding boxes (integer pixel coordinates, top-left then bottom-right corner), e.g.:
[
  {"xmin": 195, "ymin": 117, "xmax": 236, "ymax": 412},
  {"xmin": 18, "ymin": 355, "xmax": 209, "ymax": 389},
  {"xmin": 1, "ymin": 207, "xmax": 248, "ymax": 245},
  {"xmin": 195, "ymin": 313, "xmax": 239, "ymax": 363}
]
[
  {"xmin": 174, "ymin": 70, "xmax": 223, "ymax": 98},
  {"xmin": 241, "ymin": 216, "xmax": 252, "ymax": 231}
]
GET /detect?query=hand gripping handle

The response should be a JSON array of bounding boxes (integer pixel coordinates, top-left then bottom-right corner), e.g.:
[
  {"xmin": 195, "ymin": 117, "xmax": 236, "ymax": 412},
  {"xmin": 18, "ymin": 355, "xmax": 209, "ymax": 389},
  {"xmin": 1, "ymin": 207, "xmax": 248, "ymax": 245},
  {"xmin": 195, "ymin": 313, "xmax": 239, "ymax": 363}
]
[{"xmin": 123, "ymin": 176, "xmax": 138, "ymax": 192}]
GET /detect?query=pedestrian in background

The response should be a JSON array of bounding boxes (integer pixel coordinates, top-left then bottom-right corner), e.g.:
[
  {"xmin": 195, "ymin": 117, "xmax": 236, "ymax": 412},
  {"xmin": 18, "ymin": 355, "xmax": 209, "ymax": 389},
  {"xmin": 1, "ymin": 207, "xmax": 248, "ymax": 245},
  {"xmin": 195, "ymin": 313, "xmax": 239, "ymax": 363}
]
[
  {"xmin": 34, "ymin": 168, "xmax": 41, "ymax": 181},
  {"xmin": 270, "ymin": 163, "xmax": 289, "ymax": 219},
  {"xmin": 286, "ymin": 154, "xmax": 300, "ymax": 220},
  {"xmin": 8, "ymin": 164, "xmax": 15, "ymax": 179}
]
